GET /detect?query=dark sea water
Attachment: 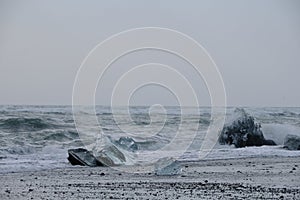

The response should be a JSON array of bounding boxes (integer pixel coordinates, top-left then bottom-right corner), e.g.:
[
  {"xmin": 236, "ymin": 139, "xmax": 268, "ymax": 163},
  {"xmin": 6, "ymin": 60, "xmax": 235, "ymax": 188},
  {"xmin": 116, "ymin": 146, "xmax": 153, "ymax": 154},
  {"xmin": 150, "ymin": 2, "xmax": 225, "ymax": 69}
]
[{"xmin": 0, "ymin": 105, "xmax": 300, "ymax": 173}]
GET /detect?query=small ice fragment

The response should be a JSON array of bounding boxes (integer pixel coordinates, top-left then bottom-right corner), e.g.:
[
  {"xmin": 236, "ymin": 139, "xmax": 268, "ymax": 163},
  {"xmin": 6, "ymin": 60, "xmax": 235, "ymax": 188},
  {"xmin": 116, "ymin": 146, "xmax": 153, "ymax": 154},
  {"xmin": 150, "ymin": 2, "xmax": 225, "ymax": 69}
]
[
  {"xmin": 284, "ymin": 134, "xmax": 300, "ymax": 150},
  {"xmin": 116, "ymin": 137, "xmax": 138, "ymax": 152},
  {"xmin": 154, "ymin": 157, "xmax": 182, "ymax": 176},
  {"xmin": 96, "ymin": 145, "xmax": 127, "ymax": 166}
]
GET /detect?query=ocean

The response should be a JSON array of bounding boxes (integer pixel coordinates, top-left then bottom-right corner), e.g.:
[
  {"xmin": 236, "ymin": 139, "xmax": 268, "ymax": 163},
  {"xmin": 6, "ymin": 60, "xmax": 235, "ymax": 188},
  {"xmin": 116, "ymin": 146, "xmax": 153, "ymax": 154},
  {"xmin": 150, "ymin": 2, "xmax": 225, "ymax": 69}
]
[{"xmin": 0, "ymin": 105, "xmax": 300, "ymax": 173}]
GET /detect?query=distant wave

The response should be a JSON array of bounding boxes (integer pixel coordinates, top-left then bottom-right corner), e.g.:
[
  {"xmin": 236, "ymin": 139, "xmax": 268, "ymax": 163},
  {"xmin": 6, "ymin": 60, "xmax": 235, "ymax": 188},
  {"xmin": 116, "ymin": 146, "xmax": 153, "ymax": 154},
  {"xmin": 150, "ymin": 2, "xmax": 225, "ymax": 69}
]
[
  {"xmin": 43, "ymin": 131, "xmax": 79, "ymax": 142},
  {"xmin": 43, "ymin": 111, "xmax": 68, "ymax": 115},
  {"xmin": 0, "ymin": 111, "xmax": 9, "ymax": 115},
  {"xmin": 96, "ymin": 112, "xmax": 112, "ymax": 116},
  {"xmin": 0, "ymin": 130, "xmax": 80, "ymax": 156},
  {"xmin": 199, "ymin": 118, "xmax": 210, "ymax": 125},
  {"xmin": 0, "ymin": 117, "xmax": 52, "ymax": 131},
  {"xmin": 133, "ymin": 121, "xmax": 150, "ymax": 126},
  {"xmin": 0, "ymin": 145, "xmax": 38, "ymax": 155},
  {"xmin": 268, "ymin": 111, "xmax": 300, "ymax": 117}
]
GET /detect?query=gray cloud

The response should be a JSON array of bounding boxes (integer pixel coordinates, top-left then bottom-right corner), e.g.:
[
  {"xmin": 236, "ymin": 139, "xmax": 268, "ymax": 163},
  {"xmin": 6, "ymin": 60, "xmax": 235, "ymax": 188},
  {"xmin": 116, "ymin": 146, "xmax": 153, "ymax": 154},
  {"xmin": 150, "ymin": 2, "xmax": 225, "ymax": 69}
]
[{"xmin": 0, "ymin": 0, "xmax": 299, "ymax": 106}]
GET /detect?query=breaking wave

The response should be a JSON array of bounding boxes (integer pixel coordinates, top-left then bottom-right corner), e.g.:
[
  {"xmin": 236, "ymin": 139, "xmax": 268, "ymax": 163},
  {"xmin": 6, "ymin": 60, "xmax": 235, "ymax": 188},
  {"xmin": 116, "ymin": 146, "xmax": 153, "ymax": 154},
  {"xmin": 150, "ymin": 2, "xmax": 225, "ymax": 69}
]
[
  {"xmin": 0, "ymin": 118, "xmax": 52, "ymax": 131},
  {"xmin": 262, "ymin": 124, "xmax": 300, "ymax": 145},
  {"xmin": 1, "ymin": 105, "xmax": 300, "ymax": 173}
]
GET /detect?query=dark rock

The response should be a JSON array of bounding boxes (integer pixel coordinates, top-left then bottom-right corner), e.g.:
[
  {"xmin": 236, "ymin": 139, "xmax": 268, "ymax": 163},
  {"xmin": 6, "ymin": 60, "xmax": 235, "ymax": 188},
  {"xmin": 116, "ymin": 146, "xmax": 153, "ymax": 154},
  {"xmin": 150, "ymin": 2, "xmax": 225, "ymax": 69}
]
[
  {"xmin": 283, "ymin": 134, "xmax": 300, "ymax": 150},
  {"xmin": 219, "ymin": 108, "xmax": 276, "ymax": 148},
  {"xmin": 68, "ymin": 148, "xmax": 102, "ymax": 167},
  {"xmin": 264, "ymin": 139, "xmax": 276, "ymax": 146}
]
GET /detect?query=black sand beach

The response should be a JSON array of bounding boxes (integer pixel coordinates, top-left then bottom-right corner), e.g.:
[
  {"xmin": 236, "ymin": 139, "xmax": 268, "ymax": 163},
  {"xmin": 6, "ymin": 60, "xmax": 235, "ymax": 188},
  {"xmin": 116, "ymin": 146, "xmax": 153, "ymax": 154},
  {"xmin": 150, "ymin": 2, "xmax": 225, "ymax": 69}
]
[{"xmin": 1, "ymin": 156, "xmax": 299, "ymax": 199}]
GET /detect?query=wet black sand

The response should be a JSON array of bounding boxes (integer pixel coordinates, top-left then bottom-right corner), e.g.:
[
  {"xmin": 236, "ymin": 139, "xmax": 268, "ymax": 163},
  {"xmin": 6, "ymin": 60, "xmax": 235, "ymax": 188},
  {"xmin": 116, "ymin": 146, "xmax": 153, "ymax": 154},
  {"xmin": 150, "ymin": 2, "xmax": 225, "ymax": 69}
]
[{"xmin": 1, "ymin": 156, "xmax": 299, "ymax": 199}]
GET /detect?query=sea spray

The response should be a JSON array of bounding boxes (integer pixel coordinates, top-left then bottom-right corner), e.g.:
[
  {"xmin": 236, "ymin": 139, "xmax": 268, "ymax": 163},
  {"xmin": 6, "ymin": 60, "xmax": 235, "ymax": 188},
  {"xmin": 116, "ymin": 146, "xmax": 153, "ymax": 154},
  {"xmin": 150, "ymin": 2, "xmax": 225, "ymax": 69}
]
[{"xmin": 262, "ymin": 124, "xmax": 300, "ymax": 145}]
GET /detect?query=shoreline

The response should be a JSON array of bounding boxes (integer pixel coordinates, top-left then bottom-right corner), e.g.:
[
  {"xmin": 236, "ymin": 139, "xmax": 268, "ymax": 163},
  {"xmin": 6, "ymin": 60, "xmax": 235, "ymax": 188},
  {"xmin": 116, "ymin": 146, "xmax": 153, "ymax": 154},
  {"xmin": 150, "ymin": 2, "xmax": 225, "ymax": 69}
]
[{"xmin": 1, "ymin": 156, "xmax": 299, "ymax": 199}]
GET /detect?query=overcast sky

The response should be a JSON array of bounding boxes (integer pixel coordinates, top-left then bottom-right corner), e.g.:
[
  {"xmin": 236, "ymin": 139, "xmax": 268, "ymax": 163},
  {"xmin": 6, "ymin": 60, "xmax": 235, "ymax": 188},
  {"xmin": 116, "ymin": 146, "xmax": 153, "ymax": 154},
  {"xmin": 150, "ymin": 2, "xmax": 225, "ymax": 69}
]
[{"xmin": 0, "ymin": 0, "xmax": 300, "ymax": 106}]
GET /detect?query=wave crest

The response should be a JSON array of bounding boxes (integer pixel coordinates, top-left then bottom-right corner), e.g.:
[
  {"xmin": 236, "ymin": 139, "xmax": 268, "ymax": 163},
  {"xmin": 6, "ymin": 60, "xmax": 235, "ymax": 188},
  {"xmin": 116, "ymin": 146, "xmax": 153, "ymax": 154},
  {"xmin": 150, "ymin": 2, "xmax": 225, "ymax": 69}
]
[{"xmin": 0, "ymin": 118, "xmax": 51, "ymax": 131}]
